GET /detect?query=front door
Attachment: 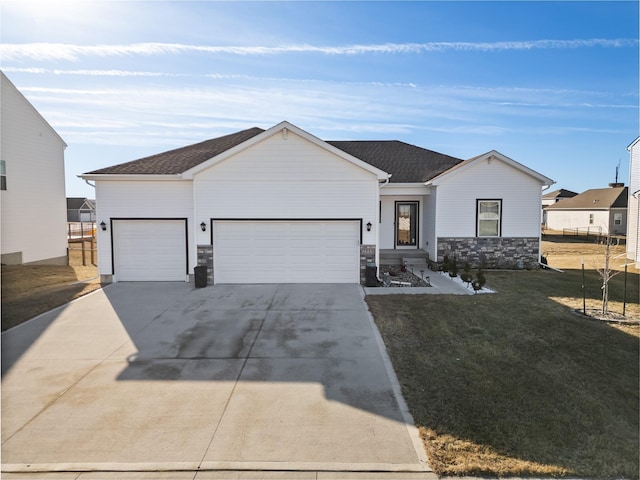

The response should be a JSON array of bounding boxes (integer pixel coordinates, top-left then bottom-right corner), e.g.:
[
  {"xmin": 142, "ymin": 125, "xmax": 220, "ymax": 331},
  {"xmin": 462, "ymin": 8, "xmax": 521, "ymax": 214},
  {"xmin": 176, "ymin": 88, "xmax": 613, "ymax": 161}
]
[{"xmin": 395, "ymin": 202, "xmax": 418, "ymax": 248}]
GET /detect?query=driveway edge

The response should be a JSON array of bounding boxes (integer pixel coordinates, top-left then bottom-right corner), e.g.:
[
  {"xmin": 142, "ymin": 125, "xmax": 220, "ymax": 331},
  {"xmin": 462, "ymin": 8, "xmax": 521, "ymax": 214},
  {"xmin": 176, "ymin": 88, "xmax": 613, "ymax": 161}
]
[{"xmin": 359, "ymin": 287, "xmax": 432, "ymax": 472}]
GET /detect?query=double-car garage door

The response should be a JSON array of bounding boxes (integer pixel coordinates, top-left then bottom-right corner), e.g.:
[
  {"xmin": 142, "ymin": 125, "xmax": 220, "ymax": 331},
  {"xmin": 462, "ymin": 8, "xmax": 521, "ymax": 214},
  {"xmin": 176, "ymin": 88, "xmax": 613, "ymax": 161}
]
[{"xmin": 112, "ymin": 219, "xmax": 360, "ymax": 283}]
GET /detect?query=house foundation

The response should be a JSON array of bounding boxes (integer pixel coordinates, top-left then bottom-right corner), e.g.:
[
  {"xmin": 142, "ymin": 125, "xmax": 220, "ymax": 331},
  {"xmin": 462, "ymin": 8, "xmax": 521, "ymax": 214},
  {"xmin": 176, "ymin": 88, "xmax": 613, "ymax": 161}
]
[{"xmin": 437, "ymin": 237, "xmax": 540, "ymax": 269}]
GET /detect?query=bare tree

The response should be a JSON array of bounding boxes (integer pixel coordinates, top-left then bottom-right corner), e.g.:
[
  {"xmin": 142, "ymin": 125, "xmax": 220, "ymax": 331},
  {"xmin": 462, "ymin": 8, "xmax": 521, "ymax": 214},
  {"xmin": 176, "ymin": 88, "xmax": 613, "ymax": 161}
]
[{"xmin": 596, "ymin": 234, "xmax": 623, "ymax": 315}]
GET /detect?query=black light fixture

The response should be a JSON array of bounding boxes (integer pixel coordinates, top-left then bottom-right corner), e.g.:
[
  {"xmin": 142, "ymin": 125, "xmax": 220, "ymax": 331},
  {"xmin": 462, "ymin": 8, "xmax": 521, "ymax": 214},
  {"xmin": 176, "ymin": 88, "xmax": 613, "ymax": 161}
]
[
  {"xmin": 200, "ymin": 222, "xmax": 207, "ymax": 232},
  {"xmin": 100, "ymin": 221, "xmax": 107, "ymax": 231},
  {"xmin": 366, "ymin": 222, "xmax": 372, "ymax": 232}
]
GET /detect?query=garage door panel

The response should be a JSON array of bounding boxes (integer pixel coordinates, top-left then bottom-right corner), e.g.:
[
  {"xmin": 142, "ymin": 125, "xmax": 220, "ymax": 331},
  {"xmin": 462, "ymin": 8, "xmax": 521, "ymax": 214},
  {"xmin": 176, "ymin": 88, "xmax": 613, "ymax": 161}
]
[
  {"xmin": 114, "ymin": 220, "xmax": 186, "ymax": 282},
  {"xmin": 214, "ymin": 221, "xmax": 360, "ymax": 284}
]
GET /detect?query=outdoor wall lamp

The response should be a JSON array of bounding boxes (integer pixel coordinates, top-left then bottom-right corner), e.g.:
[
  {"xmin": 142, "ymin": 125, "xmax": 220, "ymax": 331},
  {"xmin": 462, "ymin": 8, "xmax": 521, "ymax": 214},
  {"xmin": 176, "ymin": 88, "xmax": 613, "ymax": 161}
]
[
  {"xmin": 200, "ymin": 222, "xmax": 207, "ymax": 232},
  {"xmin": 100, "ymin": 221, "xmax": 107, "ymax": 231},
  {"xmin": 366, "ymin": 222, "xmax": 372, "ymax": 232}
]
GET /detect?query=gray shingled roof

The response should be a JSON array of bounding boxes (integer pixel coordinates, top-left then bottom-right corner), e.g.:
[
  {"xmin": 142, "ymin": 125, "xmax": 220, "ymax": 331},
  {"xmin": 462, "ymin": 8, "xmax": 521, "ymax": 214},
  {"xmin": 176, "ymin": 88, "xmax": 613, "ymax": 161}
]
[
  {"xmin": 86, "ymin": 127, "xmax": 265, "ymax": 175},
  {"xmin": 545, "ymin": 186, "xmax": 628, "ymax": 210},
  {"xmin": 327, "ymin": 140, "xmax": 463, "ymax": 183},
  {"xmin": 542, "ymin": 188, "xmax": 578, "ymax": 200},
  {"xmin": 85, "ymin": 128, "xmax": 464, "ymax": 182}
]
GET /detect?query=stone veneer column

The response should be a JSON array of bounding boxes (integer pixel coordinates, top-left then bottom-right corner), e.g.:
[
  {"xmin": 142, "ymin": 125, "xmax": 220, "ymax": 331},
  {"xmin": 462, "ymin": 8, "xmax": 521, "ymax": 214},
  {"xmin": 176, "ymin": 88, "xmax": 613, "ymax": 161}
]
[
  {"xmin": 360, "ymin": 244, "xmax": 376, "ymax": 285},
  {"xmin": 197, "ymin": 244, "xmax": 214, "ymax": 285}
]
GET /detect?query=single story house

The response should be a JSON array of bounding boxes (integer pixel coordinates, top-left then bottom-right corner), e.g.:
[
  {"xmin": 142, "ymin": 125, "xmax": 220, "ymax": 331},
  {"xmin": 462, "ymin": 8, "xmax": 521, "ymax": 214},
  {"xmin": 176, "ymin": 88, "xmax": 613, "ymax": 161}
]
[
  {"xmin": 81, "ymin": 121, "xmax": 554, "ymax": 285},
  {"xmin": 1, "ymin": 71, "xmax": 68, "ymax": 265},
  {"xmin": 67, "ymin": 197, "xmax": 96, "ymax": 222},
  {"xmin": 627, "ymin": 137, "xmax": 639, "ymax": 267},
  {"xmin": 545, "ymin": 184, "xmax": 628, "ymax": 236}
]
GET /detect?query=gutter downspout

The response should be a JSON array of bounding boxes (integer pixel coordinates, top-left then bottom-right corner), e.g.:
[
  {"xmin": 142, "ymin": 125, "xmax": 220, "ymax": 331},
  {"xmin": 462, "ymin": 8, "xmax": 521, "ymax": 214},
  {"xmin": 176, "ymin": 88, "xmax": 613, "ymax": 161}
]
[{"xmin": 375, "ymin": 174, "xmax": 392, "ymax": 282}]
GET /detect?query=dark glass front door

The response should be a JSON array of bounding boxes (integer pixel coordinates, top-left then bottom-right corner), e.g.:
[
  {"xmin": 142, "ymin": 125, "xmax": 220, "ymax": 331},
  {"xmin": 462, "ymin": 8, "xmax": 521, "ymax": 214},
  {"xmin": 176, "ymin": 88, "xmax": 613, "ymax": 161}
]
[{"xmin": 396, "ymin": 202, "xmax": 418, "ymax": 247}]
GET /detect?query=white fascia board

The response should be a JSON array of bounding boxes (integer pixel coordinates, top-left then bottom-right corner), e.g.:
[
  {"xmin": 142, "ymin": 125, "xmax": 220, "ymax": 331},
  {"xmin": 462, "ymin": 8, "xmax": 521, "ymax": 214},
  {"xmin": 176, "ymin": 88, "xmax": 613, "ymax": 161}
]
[
  {"xmin": 78, "ymin": 174, "xmax": 183, "ymax": 182},
  {"xmin": 426, "ymin": 150, "xmax": 554, "ymax": 187},
  {"xmin": 380, "ymin": 183, "xmax": 431, "ymax": 196},
  {"xmin": 182, "ymin": 120, "xmax": 390, "ymax": 181}
]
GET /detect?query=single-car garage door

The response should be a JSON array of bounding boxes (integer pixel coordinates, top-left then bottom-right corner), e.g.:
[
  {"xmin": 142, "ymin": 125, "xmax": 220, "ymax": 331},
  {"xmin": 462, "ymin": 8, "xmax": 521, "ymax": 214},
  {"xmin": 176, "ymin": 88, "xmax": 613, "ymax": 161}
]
[
  {"xmin": 113, "ymin": 219, "xmax": 187, "ymax": 281},
  {"xmin": 214, "ymin": 220, "xmax": 360, "ymax": 283}
]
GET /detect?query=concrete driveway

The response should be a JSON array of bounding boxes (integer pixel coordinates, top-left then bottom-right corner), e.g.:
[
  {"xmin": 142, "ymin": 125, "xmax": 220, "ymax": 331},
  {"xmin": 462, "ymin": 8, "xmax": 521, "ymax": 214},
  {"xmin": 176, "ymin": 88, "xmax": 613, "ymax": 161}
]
[{"xmin": 2, "ymin": 283, "xmax": 429, "ymax": 476}]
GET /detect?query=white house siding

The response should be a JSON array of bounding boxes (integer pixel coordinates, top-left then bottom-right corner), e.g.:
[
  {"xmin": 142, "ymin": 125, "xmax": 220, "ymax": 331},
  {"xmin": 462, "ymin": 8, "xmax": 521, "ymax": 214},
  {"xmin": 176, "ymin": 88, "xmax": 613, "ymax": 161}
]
[
  {"xmin": 193, "ymin": 132, "xmax": 379, "ymax": 244},
  {"xmin": 433, "ymin": 157, "xmax": 544, "ymax": 268},
  {"xmin": 627, "ymin": 139, "xmax": 639, "ymax": 266},
  {"xmin": 193, "ymin": 131, "xmax": 379, "ymax": 283},
  {"xmin": 435, "ymin": 159, "xmax": 542, "ymax": 238},
  {"xmin": 0, "ymin": 73, "xmax": 67, "ymax": 265},
  {"xmin": 95, "ymin": 180, "xmax": 193, "ymax": 279},
  {"xmin": 423, "ymin": 193, "xmax": 438, "ymax": 261},
  {"xmin": 546, "ymin": 210, "xmax": 610, "ymax": 234}
]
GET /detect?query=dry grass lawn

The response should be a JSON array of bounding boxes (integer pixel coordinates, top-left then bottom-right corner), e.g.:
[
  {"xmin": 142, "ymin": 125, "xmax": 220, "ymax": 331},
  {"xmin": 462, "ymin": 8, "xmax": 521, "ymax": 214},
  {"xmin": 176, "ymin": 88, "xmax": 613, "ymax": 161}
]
[
  {"xmin": 367, "ymin": 237, "xmax": 639, "ymax": 478},
  {"xmin": 1, "ymin": 244, "xmax": 102, "ymax": 331}
]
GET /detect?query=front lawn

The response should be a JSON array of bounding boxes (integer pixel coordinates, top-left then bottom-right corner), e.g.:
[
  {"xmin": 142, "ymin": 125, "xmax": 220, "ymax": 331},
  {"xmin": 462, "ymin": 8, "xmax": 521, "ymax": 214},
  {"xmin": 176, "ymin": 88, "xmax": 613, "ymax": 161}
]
[{"xmin": 367, "ymin": 267, "xmax": 639, "ymax": 478}]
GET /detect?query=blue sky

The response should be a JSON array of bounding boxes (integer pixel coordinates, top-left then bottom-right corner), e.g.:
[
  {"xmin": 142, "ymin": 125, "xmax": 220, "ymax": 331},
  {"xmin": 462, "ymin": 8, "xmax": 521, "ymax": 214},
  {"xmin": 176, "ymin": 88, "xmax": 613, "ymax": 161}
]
[{"xmin": 1, "ymin": 0, "xmax": 638, "ymax": 198}]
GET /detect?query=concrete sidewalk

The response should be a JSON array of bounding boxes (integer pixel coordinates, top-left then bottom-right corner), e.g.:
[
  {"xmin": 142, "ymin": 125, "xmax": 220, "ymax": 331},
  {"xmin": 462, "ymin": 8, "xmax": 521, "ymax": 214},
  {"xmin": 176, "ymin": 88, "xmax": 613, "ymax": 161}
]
[
  {"xmin": 2, "ymin": 283, "xmax": 429, "ymax": 476},
  {"xmin": 365, "ymin": 263, "xmax": 473, "ymax": 295}
]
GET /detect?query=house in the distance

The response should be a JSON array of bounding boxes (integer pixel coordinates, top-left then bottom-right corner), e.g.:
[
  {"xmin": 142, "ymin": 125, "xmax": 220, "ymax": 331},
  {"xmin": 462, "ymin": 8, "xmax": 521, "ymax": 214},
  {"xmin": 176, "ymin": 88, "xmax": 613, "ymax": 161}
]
[
  {"xmin": 544, "ymin": 184, "xmax": 628, "ymax": 236},
  {"xmin": 67, "ymin": 197, "xmax": 96, "ymax": 222},
  {"xmin": 627, "ymin": 137, "xmax": 639, "ymax": 267},
  {"xmin": 81, "ymin": 121, "xmax": 554, "ymax": 284},
  {"xmin": 542, "ymin": 188, "xmax": 578, "ymax": 227},
  {"xmin": 0, "ymin": 71, "xmax": 68, "ymax": 265}
]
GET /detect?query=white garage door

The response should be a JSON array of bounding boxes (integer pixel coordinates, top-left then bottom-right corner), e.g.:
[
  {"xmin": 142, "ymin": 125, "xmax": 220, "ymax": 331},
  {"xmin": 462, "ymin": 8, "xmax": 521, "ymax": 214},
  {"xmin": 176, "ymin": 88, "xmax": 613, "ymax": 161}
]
[
  {"xmin": 214, "ymin": 221, "xmax": 360, "ymax": 283},
  {"xmin": 113, "ymin": 220, "xmax": 187, "ymax": 281}
]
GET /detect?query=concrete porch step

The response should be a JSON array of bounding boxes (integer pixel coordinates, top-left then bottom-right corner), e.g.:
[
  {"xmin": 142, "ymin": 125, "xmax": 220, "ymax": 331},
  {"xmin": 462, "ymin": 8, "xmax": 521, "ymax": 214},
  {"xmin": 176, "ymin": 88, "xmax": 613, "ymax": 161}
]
[{"xmin": 379, "ymin": 249, "xmax": 429, "ymax": 265}]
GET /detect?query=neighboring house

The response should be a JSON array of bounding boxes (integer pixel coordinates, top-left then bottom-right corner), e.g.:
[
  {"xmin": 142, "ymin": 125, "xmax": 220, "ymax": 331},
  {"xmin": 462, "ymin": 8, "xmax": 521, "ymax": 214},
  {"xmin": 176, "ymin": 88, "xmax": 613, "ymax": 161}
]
[
  {"xmin": 545, "ymin": 185, "xmax": 628, "ymax": 236},
  {"xmin": 81, "ymin": 121, "xmax": 554, "ymax": 285},
  {"xmin": 541, "ymin": 188, "xmax": 578, "ymax": 227},
  {"xmin": 627, "ymin": 137, "xmax": 639, "ymax": 267},
  {"xmin": 67, "ymin": 197, "xmax": 96, "ymax": 222},
  {"xmin": 0, "ymin": 71, "xmax": 68, "ymax": 265}
]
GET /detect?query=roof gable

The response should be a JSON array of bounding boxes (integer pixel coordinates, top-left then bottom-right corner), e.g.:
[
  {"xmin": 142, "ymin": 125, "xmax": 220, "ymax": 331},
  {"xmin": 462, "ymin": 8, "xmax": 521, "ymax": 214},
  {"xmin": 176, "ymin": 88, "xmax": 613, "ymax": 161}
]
[
  {"xmin": 1, "ymin": 71, "xmax": 67, "ymax": 148},
  {"xmin": 545, "ymin": 186, "xmax": 628, "ymax": 210},
  {"xmin": 426, "ymin": 150, "xmax": 554, "ymax": 187},
  {"xmin": 183, "ymin": 121, "xmax": 389, "ymax": 180}
]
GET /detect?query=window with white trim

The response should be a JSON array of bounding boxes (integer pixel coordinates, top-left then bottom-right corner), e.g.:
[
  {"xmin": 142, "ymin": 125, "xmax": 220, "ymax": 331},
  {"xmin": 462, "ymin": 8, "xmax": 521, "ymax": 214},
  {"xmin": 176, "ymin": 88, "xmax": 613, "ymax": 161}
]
[
  {"xmin": 477, "ymin": 199, "xmax": 501, "ymax": 237},
  {"xmin": 589, "ymin": 214, "xmax": 594, "ymax": 225},
  {"xmin": 614, "ymin": 213, "xmax": 622, "ymax": 225}
]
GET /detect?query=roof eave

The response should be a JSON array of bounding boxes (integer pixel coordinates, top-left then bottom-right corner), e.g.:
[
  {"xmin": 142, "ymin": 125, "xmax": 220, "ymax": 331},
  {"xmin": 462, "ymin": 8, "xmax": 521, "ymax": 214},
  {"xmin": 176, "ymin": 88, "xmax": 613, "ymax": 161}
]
[{"xmin": 79, "ymin": 173, "xmax": 184, "ymax": 181}]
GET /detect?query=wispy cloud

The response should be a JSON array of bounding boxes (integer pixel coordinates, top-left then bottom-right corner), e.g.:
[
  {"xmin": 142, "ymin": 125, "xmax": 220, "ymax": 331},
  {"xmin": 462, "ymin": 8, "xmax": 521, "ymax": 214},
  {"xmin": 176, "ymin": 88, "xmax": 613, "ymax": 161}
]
[{"xmin": 2, "ymin": 39, "xmax": 637, "ymax": 61}]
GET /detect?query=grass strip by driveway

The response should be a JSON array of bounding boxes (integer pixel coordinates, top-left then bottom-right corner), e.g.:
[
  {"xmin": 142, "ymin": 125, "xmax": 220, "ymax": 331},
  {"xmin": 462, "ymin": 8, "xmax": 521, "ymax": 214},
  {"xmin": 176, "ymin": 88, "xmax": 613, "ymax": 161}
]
[
  {"xmin": 367, "ymin": 269, "xmax": 639, "ymax": 478},
  {"xmin": 1, "ymin": 264, "xmax": 102, "ymax": 331}
]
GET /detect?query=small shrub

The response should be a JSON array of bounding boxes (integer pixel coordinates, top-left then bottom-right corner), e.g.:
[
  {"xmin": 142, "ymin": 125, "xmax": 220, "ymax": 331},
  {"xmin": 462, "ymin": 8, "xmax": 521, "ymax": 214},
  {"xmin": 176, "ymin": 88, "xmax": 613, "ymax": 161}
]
[
  {"xmin": 442, "ymin": 255, "xmax": 450, "ymax": 273},
  {"xmin": 472, "ymin": 268, "xmax": 487, "ymax": 292},
  {"xmin": 449, "ymin": 256, "xmax": 458, "ymax": 277},
  {"xmin": 460, "ymin": 262, "xmax": 473, "ymax": 285}
]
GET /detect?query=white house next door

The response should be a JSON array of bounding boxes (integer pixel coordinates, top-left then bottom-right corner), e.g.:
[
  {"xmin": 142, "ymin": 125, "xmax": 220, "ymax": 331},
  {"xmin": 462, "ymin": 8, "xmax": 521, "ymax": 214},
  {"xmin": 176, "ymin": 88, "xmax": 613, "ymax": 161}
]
[{"xmin": 395, "ymin": 202, "xmax": 418, "ymax": 248}]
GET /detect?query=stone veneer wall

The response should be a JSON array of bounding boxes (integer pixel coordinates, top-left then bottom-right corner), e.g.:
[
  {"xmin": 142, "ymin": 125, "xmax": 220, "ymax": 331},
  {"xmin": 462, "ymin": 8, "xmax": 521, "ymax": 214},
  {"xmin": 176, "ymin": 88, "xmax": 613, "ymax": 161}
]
[
  {"xmin": 360, "ymin": 244, "xmax": 376, "ymax": 285},
  {"xmin": 197, "ymin": 244, "xmax": 214, "ymax": 285},
  {"xmin": 437, "ymin": 237, "xmax": 540, "ymax": 269}
]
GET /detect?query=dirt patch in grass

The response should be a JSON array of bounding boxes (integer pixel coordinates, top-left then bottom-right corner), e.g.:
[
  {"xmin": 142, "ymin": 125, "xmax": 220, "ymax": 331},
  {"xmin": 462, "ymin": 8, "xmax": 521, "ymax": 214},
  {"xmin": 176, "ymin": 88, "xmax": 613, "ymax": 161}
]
[
  {"xmin": 367, "ymin": 241, "xmax": 639, "ymax": 478},
  {"xmin": 1, "ymin": 244, "xmax": 103, "ymax": 331}
]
